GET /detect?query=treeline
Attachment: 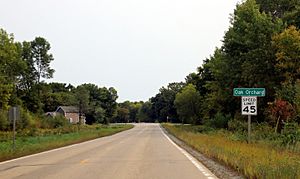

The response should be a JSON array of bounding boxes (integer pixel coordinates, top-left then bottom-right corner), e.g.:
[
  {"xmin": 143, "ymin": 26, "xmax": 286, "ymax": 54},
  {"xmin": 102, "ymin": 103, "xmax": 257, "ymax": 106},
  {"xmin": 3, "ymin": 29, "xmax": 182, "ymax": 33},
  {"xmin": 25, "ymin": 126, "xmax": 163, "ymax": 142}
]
[
  {"xmin": 133, "ymin": 0, "xmax": 300, "ymax": 132},
  {"xmin": 0, "ymin": 29, "xmax": 118, "ymax": 130}
]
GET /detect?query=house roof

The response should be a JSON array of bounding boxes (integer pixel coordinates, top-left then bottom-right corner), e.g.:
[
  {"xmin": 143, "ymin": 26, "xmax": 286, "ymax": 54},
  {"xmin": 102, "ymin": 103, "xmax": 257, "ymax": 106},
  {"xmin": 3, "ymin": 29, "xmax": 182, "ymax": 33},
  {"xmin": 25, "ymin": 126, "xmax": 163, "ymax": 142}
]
[
  {"xmin": 56, "ymin": 106, "xmax": 79, "ymax": 113},
  {"xmin": 45, "ymin": 112, "xmax": 57, "ymax": 117}
]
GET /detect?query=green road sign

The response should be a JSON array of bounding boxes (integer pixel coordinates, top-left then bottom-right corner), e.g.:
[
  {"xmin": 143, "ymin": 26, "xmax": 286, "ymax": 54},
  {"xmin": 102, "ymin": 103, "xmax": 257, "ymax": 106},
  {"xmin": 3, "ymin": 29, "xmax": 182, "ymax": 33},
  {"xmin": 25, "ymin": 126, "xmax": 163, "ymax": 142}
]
[{"xmin": 233, "ymin": 88, "xmax": 265, "ymax": 97}]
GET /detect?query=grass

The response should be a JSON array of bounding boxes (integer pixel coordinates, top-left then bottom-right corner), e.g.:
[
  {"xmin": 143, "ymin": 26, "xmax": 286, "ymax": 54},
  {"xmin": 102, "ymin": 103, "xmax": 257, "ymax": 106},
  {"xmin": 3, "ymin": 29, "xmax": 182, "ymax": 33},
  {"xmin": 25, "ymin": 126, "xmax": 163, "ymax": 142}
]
[
  {"xmin": 162, "ymin": 123, "xmax": 300, "ymax": 179},
  {"xmin": 0, "ymin": 124, "xmax": 133, "ymax": 162}
]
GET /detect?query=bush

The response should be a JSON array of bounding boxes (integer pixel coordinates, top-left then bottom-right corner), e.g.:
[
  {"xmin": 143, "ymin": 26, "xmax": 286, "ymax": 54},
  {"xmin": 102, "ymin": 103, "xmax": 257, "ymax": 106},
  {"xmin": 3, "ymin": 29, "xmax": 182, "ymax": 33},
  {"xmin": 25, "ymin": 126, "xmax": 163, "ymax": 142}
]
[
  {"xmin": 228, "ymin": 119, "xmax": 248, "ymax": 132},
  {"xmin": 0, "ymin": 110, "xmax": 9, "ymax": 131},
  {"xmin": 17, "ymin": 109, "xmax": 37, "ymax": 130},
  {"xmin": 207, "ymin": 112, "xmax": 231, "ymax": 129},
  {"xmin": 280, "ymin": 122, "xmax": 300, "ymax": 148},
  {"xmin": 40, "ymin": 115, "xmax": 69, "ymax": 129},
  {"xmin": 251, "ymin": 122, "xmax": 279, "ymax": 141}
]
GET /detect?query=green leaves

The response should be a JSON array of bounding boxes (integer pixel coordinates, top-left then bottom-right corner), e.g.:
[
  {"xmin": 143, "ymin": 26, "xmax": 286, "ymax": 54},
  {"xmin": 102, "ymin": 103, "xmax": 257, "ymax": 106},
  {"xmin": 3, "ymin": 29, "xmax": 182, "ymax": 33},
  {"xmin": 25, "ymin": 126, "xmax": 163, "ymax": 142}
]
[
  {"xmin": 272, "ymin": 26, "xmax": 300, "ymax": 84},
  {"xmin": 175, "ymin": 84, "xmax": 202, "ymax": 124},
  {"xmin": 29, "ymin": 37, "xmax": 55, "ymax": 83}
]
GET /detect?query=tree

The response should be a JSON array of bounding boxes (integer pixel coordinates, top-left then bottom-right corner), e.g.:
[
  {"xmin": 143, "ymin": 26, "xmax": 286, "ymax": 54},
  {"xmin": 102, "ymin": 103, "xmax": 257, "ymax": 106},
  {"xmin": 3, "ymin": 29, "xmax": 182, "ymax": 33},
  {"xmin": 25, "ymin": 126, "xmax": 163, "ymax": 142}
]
[
  {"xmin": 30, "ymin": 37, "xmax": 55, "ymax": 84},
  {"xmin": 174, "ymin": 84, "xmax": 202, "ymax": 124},
  {"xmin": 272, "ymin": 26, "xmax": 300, "ymax": 84},
  {"xmin": 116, "ymin": 107, "xmax": 130, "ymax": 123},
  {"xmin": 0, "ymin": 29, "xmax": 25, "ymax": 83},
  {"xmin": 203, "ymin": 0, "xmax": 284, "ymax": 122},
  {"xmin": 101, "ymin": 87, "xmax": 118, "ymax": 124},
  {"xmin": 137, "ymin": 101, "xmax": 154, "ymax": 123},
  {"xmin": 0, "ymin": 29, "xmax": 26, "ymax": 110},
  {"xmin": 186, "ymin": 59, "xmax": 213, "ymax": 96},
  {"xmin": 150, "ymin": 82, "xmax": 185, "ymax": 122},
  {"xmin": 256, "ymin": 0, "xmax": 300, "ymax": 18},
  {"xmin": 73, "ymin": 84, "xmax": 118, "ymax": 124},
  {"xmin": 75, "ymin": 85, "xmax": 90, "ymax": 124},
  {"xmin": 0, "ymin": 84, "xmax": 13, "ymax": 110},
  {"xmin": 283, "ymin": 5, "xmax": 300, "ymax": 28},
  {"xmin": 94, "ymin": 107, "xmax": 106, "ymax": 124},
  {"xmin": 268, "ymin": 99, "xmax": 295, "ymax": 133},
  {"xmin": 17, "ymin": 37, "xmax": 55, "ymax": 113}
]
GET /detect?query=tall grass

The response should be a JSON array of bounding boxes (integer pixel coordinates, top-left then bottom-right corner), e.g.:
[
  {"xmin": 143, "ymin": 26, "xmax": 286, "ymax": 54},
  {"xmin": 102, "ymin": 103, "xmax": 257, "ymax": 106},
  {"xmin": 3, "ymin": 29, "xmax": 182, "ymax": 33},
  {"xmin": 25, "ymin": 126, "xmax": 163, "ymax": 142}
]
[
  {"xmin": 0, "ymin": 124, "xmax": 133, "ymax": 162},
  {"xmin": 163, "ymin": 124, "xmax": 300, "ymax": 179}
]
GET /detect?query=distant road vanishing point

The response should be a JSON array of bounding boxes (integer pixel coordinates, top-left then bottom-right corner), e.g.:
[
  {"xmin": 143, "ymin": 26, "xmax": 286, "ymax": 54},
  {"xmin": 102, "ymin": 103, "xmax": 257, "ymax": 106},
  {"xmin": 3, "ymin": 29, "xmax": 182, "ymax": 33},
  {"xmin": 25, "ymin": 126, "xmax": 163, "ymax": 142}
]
[{"xmin": 0, "ymin": 123, "xmax": 217, "ymax": 179}]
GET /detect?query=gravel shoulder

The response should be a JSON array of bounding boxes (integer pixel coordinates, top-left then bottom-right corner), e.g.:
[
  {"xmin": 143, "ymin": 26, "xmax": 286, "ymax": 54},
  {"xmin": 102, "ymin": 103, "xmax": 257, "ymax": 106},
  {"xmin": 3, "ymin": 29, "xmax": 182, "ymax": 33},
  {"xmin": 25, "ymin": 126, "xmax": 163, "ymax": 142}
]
[{"xmin": 160, "ymin": 125, "xmax": 245, "ymax": 179}]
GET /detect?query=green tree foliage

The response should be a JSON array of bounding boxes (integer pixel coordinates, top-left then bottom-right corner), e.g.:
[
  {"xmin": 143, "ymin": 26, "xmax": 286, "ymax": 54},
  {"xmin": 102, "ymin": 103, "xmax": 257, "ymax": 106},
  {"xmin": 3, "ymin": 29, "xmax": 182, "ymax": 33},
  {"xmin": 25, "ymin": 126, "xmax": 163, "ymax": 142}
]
[
  {"xmin": 114, "ymin": 101, "xmax": 143, "ymax": 123},
  {"xmin": 0, "ymin": 84, "xmax": 13, "ymax": 110},
  {"xmin": 186, "ymin": 59, "xmax": 213, "ymax": 96},
  {"xmin": 272, "ymin": 26, "xmax": 300, "ymax": 84},
  {"xmin": 0, "ymin": 29, "xmax": 25, "ymax": 110},
  {"xmin": 30, "ymin": 37, "xmax": 55, "ymax": 84},
  {"xmin": 74, "ymin": 84, "xmax": 118, "ymax": 124},
  {"xmin": 201, "ymin": 0, "xmax": 284, "ymax": 123},
  {"xmin": 150, "ymin": 82, "xmax": 185, "ymax": 122},
  {"xmin": 175, "ymin": 84, "xmax": 202, "ymax": 124},
  {"xmin": 136, "ymin": 101, "xmax": 154, "ymax": 123},
  {"xmin": 256, "ymin": 0, "xmax": 300, "ymax": 18},
  {"xmin": 0, "ymin": 29, "xmax": 25, "ymax": 83},
  {"xmin": 16, "ymin": 37, "xmax": 55, "ymax": 112},
  {"xmin": 75, "ymin": 85, "xmax": 90, "ymax": 124},
  {"xmin": 116, "ymin": 107, "xmax": 130, "ymax": 123}
]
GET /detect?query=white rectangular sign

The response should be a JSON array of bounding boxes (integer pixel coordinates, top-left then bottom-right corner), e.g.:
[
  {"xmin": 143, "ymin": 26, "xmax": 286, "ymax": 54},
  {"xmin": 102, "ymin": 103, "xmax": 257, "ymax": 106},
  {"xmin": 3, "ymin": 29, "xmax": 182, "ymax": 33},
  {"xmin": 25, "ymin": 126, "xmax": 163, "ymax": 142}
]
[{"xmin": 241, "ymin": 96, "xmax": 257, "ymax": 115}]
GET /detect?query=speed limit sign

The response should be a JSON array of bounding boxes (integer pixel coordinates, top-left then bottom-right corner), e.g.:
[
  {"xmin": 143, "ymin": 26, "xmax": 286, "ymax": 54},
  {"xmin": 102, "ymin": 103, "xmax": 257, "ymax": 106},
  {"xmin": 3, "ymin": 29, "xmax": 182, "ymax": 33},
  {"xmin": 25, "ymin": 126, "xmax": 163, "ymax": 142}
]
[{"xmin": 241, "ymin": 96, "xmax": 257, "ymax": 115}]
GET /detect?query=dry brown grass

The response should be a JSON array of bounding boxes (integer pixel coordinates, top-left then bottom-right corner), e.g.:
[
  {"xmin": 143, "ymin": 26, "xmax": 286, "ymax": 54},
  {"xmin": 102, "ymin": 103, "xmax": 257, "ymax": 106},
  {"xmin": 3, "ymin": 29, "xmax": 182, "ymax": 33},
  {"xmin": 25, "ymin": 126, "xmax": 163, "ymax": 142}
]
[{"xmin": 163, "ymin": 124, "xmax": 300, "ymax": 179}]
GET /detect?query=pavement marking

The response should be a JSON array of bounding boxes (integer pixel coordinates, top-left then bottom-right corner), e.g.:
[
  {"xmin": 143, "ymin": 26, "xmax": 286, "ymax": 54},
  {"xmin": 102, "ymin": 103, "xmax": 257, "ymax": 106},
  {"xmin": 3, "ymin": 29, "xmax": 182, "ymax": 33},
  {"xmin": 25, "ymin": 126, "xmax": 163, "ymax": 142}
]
[
  {"xmin": 160, "ymin": 126, "xmax": 218, "ymax": 179},
  {"xmin": 80, "ymin": 159, "xmax": 88, "ymax": 165}
]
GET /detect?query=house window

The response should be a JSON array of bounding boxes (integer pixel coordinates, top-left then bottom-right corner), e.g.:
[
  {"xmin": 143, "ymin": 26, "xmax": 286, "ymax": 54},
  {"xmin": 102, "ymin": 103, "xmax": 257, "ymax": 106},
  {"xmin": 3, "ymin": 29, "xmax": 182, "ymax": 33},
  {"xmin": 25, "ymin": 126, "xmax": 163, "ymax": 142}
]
[{"xmin": 69, "ymin": 118, "xmax": 73, "ymax": 123}]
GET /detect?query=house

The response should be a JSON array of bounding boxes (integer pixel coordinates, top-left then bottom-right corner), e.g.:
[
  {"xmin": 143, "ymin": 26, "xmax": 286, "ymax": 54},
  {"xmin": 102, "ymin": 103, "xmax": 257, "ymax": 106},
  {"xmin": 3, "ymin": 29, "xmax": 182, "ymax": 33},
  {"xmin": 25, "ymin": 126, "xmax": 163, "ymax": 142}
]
[{"xmin": 55, "ymin": 106, "xmax": 86, "ymax": 124}]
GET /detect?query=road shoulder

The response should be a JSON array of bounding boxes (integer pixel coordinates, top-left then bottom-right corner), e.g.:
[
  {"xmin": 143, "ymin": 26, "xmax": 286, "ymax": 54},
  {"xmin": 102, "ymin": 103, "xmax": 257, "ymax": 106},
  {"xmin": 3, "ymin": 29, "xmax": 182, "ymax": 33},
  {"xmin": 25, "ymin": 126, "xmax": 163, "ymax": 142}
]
[{"xmin": 160, "ymin": 125, "xmax": 244, "ymax": 179}]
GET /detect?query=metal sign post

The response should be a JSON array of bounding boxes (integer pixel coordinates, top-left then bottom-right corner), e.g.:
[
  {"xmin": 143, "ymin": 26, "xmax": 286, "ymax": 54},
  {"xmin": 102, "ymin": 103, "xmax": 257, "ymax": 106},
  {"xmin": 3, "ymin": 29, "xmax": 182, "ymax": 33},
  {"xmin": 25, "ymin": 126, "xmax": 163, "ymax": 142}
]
[
  {"xmin": 9, "ymin": 107, "xmax": 20, "ymax": 151},
  {"xmin": 248, "ymin": 115, "xmax": 251, "ymax": 143},
  {"xmin": 234, "ymin": 88, "xmax": 265, "ymax": 143}
]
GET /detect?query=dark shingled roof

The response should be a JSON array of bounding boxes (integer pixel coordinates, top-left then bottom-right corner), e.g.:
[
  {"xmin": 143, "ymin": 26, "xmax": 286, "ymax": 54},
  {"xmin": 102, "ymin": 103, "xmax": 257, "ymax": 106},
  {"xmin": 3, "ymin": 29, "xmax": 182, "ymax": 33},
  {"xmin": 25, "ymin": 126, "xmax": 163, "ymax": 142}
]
[{"xmin": 56, "ymin": 106, "xmax": 79, "ymax": 113}]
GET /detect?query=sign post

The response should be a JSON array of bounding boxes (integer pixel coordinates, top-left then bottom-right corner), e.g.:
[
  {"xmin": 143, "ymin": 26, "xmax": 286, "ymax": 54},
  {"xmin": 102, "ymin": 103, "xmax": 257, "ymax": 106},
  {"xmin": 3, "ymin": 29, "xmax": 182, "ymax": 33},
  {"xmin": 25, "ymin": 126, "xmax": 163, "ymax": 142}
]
[
  {"xmin": 233, "ymin": 88, "xmax": 265, "ymax": 143},
  {"xmin": 9, "ymin": 107, "xmax": 20, "ymax": 151}
]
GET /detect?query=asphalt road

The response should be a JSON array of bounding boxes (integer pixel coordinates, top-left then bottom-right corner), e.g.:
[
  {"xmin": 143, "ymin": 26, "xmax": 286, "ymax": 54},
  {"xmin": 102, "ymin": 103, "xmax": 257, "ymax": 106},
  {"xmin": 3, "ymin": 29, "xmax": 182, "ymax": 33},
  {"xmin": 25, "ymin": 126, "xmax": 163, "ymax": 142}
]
[{"xmin": 0, "ymin": 123, "xmax": 217, "ymax": 179}]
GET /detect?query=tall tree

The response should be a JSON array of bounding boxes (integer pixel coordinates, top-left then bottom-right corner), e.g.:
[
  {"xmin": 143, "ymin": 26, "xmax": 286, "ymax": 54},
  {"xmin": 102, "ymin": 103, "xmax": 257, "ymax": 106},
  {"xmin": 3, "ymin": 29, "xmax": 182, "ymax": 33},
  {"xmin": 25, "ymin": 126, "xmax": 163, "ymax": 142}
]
[
  {"xmin": 75, "ymin": 85, "xmax": 90, "ymax": 124},
  {"xmin": 215, "ymin": 0, "xmax": 283, "ymax": 120},
  {"xmin": 175, "ymin": 84, "xmax": 202, "ymax": 124},
  {"xmin": 0, "ymin": 29, "xmax": 25, "ymax": 110},
  {"xmin": 30, "ymin": 37, "xmax": 54, "ymax": 84},
  {"xmin": 150, "ymin": 82, "xmax": 185, "ymax": 122}
]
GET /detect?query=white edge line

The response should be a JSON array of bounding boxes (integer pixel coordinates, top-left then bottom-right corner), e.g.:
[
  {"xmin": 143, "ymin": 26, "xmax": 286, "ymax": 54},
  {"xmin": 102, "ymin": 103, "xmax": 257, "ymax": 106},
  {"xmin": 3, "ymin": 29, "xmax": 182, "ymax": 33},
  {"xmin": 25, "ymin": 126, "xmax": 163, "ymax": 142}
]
[
  {"xmin": 0, "ymin": 126, "xmax": 134, "ymax": 165},
  {"xmin": 160, "ymin": 126, "xmax": 218, "ymax": 179}
]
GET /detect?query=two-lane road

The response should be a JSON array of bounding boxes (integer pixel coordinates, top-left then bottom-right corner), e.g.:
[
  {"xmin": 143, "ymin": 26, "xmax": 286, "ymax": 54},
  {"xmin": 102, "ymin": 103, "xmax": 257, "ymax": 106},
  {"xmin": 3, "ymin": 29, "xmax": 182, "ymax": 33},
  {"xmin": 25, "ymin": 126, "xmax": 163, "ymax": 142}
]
[{"xmin": 0, "ymin": 123, "xmax": 217, "ymax": 179}]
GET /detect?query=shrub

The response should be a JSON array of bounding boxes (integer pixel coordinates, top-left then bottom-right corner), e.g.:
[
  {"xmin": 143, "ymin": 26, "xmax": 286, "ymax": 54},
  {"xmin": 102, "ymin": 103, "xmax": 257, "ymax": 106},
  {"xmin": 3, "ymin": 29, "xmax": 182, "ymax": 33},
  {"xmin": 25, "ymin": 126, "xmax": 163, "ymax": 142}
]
[
  {"xmin": 228, "ymin": 119, "xmax": 248, "ymax": 132},
  {"xmin": 280, "ymin": 122, "xmax": 300, "ymax": 148},
  {"xmin": 0, "ymin": 110, "xmax": 9, "ymax": 131},
  {"xmin": 250, "ymin": 122, "xmax": 279, "ymax": 141},
  {"xmin": 17, "ymin": 109, "xmax": 37, "ymax": 130},
  {"xmin": 208, "ymin": 112, "xmax": 231, "ymax": 129},
  {"xmin": 40, "ymin": 115, "xmax": 69, "ymax": 129}
]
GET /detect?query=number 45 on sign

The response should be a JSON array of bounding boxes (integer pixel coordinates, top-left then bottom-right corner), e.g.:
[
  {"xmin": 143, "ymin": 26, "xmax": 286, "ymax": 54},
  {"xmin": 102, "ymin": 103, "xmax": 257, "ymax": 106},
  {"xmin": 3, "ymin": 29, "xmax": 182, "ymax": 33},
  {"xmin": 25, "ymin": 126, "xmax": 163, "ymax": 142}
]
[{"xmin": 241, "ymin": 96, "xmax": 257, "ymax": 115}]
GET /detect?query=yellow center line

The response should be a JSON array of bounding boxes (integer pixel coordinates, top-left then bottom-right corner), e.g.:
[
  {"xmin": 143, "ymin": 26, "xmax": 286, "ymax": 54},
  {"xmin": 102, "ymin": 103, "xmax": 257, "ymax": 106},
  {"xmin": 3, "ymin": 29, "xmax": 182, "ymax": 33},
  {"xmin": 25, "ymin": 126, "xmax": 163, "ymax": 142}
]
[{"xmin": 80, "ymin": 159, "xmax": 89, "ymax": 165}]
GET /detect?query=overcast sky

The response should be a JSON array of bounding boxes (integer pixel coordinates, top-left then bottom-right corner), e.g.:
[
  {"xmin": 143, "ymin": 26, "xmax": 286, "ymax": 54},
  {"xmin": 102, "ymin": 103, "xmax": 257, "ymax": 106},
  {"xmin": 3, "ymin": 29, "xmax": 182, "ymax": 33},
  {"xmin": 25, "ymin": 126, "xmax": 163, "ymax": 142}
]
[{"xmin": 1, "ymin": 0, "xmax": 240, "ymax": 102}]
